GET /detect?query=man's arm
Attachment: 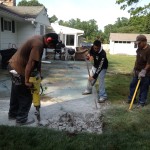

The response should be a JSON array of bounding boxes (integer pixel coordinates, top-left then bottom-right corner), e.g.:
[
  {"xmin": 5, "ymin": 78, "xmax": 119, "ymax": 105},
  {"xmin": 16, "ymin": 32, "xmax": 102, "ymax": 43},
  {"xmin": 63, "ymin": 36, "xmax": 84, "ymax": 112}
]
[
  {"xmin": 25, "ymin": 59, "xmax": 36, "ymax": 87},
  {"xmin": 92, "ymin": 57, "xmax": 105, "ymax": 79}
]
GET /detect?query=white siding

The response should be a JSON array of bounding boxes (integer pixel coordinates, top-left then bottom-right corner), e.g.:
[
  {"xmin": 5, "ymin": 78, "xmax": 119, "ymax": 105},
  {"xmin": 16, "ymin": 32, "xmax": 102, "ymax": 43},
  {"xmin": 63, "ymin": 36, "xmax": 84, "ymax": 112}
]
[
  {"xmin": 17, "ymin": 22, "xmax": 36, "ymax": 47},
  {"xmin": 35, "ymin": 9, "xmax": 50, "ymax": 26},
  {"xmin": 0, "ymin": 17, "xmax": 17, "ymax": 50},
  {"xmin": 109, "ymin": 41, "xmax": 136, "ymax": 55}
]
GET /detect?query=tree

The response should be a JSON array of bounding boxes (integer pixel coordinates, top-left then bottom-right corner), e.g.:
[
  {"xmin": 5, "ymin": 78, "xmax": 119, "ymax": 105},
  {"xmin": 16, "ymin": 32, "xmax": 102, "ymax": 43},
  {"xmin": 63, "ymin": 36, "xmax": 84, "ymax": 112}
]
[
  {"xmin": 49, "ymin": 15, "xmax": 58, "ymax": 23},
  {"xmin": 144, "ymin": 13, "xmax": 150, "ymax": 33},
  {"xmin": 18, "ymin": 0, "xmax": 43, "ymax": 6},
  {"xmin": 116, "ymin": 0, "xmax": 150, "ymax": 16},
  {"xmin": 58, "ymin": 18, "xmax": 100, "ymax": 42}
]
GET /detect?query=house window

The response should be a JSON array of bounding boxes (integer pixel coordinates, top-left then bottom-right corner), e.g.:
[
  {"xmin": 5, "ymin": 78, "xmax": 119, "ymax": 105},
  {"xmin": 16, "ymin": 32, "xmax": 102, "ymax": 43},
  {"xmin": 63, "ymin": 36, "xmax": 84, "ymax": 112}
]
[
  {"xmin": 66, "ymin": 35, "xmax": 74, "ymax": 46},
  {"xmin": 40, "ymin": 25, "xmax": 44, "ymax": 35},
  {"xmin": 114, "ymin": 41, "xmax": 131, "ymax": 44},
  {"xmin": 4, "ymin": 20, "xmax": 11, "ymax": 31}
]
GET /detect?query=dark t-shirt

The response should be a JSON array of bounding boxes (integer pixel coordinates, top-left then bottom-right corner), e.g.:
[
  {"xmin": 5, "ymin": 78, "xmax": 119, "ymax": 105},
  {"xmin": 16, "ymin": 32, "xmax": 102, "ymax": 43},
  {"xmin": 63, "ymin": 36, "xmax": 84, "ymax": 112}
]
[
  {"xmin": 89, "ymin": 46, "xmax": 108, "ymax": 79},
  {"xmin": 135, "ymin": 44, "xmax": 150, "ymax": 75},
  {"xmin": 9, "ymin": 35, "xmax": 44, "ymax": 76}
]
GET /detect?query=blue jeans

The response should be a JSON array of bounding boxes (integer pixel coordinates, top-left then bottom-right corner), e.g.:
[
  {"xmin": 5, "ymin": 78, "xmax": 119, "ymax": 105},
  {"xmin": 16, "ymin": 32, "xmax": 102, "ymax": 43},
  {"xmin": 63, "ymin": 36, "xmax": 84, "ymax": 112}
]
[
  {"xmin": 128, "ymin": 76, "xmax": 149, "ymax": 104},
  {"xmin": 98, "ymin": 69, "xmax": 107, "ymax": 99},
  {"xmin": 86, "ymin": 67, "xmax": 107, "ymax": 99}
]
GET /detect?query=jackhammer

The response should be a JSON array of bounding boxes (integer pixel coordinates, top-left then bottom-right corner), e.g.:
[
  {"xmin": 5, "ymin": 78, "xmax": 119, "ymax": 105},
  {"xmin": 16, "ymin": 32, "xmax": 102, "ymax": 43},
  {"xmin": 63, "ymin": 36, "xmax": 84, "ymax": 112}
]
[{"xmin": 29, "ymin": 72, "xmax": 43, "ymax": 124}]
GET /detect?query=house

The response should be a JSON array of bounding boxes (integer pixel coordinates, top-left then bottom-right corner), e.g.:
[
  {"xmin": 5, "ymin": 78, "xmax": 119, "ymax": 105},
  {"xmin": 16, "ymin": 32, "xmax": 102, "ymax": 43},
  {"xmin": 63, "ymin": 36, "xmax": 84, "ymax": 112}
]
[
  {"xmin": 109, "ymin": 33, "xmax": 150, "ymax": 55},
  {"xmin": 50, "ymin": 23, "xmax": 84, "ymax": 49},
  {"xmin": 0, "ymin": 0, "xmax": 85, "ymax": 64},
  {"xmin": 0, "ymin": 4, "xmax": 50, "ymax": 50}
]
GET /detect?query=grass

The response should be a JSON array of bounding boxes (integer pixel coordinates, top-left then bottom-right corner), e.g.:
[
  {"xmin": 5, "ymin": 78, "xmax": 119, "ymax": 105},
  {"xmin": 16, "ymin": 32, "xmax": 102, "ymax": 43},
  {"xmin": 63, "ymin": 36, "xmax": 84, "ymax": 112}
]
[{"xmin": 1, "ymin": 54, "xmax": 150, "ymax": 150}]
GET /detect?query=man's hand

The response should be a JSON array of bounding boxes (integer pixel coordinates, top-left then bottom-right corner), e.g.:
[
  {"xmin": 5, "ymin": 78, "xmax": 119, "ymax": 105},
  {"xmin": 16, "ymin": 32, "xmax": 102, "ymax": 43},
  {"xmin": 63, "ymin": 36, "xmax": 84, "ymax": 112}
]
[
  {"xmin": 138, "ymin": 69, "xmax": 146, "ymax": 78},
  {"xmin": 89, "ymin": 56, "xmax": 94, "ymax": 61},
  {"xmin": 25, "ymin": 82, "xmax": 33, "ymax": 87},
  {"xmin": 88, "ymin": 76, "xmax": 94, "ymax": 82}
]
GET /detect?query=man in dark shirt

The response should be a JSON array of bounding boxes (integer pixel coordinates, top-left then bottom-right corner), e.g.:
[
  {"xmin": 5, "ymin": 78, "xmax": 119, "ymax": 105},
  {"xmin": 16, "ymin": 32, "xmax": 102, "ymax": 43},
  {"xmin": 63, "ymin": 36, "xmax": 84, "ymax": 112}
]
[
  {"xmin": 127, "ymin": 34, "xmax": 150, "ymax": 108},
  {"xmin": 8, "ymin": 33, "xmax": 59, "ymax": 125},
  {"xmin": 82, "ymin": 40, "xmax": 108, "ymax": 103}
]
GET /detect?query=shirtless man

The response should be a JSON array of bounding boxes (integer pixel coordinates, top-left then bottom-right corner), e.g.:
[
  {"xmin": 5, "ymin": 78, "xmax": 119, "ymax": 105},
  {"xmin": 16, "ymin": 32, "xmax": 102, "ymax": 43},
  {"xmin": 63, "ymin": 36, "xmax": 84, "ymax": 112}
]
[{"xmin": 8, "ymin": 33, "xmax": 59, "ymax": 125}]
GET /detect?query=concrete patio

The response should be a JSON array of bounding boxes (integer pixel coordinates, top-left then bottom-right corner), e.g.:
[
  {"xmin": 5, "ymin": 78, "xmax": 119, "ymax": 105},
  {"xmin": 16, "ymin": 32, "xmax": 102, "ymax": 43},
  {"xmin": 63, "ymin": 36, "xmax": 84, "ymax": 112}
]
[{"xmin": 0, "ymin": 60, "xmax": 109, "ymax": 134}]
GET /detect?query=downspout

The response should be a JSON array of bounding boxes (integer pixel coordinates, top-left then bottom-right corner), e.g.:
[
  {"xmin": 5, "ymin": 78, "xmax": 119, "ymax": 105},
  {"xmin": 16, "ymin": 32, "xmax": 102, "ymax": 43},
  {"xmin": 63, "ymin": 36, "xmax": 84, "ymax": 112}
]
[{"xmin": 77, "ymin": 33, "xmax": 83, "ymax": 47}]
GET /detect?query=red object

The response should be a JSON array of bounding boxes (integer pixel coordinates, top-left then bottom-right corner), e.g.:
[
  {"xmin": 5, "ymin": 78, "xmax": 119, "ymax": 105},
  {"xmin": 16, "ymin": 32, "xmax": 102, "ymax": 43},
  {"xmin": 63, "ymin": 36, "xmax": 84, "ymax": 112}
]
[{"xmin": 46, "ymin": 37, "xmax": 52, "ymax": 43}]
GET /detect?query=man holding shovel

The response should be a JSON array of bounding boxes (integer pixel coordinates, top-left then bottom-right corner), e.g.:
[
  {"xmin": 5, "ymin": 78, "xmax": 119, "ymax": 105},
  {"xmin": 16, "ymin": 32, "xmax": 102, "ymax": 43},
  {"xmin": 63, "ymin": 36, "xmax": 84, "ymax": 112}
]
[
  {"xmin": 82, "ymin": 40, "xmax": 108, "ymax": 103},
  {"xmin": 127, "ymin": 34, "xmax": 150, "ymax": 108}
]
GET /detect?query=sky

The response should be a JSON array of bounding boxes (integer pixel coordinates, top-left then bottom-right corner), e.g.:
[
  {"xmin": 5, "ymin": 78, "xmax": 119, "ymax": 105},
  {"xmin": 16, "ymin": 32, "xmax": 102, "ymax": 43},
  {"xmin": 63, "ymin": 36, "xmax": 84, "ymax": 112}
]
[{"xmin": 16, "ymin": 0, "xmax": 148, "ymax": 31}]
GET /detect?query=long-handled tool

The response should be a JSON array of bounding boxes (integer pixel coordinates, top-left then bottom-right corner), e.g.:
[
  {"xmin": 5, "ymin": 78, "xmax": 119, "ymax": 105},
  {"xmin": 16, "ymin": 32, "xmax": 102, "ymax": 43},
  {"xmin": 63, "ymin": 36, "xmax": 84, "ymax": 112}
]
[
  {"xmin": 129, "ymin": 78, "xmax": 141, "ymax": 110},
  {"xmin": 84, "ymin": 56, "xmax": 98, "ymax": 109},
  {"xmin": 91, "ymin": 58, "xmax": 104, "ymax": 86}
]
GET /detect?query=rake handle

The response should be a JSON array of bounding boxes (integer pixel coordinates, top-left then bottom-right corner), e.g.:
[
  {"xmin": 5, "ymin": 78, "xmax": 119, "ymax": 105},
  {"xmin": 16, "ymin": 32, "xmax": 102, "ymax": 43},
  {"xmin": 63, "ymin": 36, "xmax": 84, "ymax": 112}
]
[{"xmin": 129, "ymin": 79, "xmax": 141, "ymax": 110}]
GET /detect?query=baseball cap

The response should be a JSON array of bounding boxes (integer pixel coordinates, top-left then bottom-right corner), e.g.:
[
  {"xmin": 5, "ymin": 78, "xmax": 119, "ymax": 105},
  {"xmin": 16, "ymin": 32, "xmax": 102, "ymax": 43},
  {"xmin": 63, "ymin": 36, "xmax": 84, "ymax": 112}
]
[{"xmin": 135, "ymin": 34, "xmax": 147, "ymax": 44}]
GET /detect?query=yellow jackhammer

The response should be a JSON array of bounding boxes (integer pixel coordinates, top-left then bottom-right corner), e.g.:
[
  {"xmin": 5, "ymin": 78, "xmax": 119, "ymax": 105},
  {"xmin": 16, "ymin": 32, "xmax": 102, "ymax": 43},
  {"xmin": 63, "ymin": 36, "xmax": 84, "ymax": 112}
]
[{"xmin": 29, "ymin": 72, "xmax": 43, "ymax": 124}]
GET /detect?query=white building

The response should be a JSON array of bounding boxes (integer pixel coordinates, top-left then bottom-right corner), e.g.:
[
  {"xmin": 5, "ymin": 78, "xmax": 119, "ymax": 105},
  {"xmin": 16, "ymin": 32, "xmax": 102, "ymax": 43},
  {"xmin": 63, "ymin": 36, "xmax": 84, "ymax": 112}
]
[
  {"xmin": 0, "ymin": 4, "xmax": 50, "ymax": 50},
  {"xmin": 51, "ymin": 23, "xmax": 84, "ymax": 49},
  {"xmin": 109, "ymin": 33, "xmax": 150, "ymax": 55}
]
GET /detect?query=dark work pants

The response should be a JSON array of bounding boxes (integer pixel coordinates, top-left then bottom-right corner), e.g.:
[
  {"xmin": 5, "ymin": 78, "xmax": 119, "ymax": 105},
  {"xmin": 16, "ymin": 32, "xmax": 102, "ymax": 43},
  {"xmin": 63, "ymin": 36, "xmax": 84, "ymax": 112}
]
[
  {"xmin": 128, "ymin": 76, "xmax": 149, "ymax": 104},
  {"xmin": 9, "ymin": 73, "xmax": 32, "ymax": 123}
]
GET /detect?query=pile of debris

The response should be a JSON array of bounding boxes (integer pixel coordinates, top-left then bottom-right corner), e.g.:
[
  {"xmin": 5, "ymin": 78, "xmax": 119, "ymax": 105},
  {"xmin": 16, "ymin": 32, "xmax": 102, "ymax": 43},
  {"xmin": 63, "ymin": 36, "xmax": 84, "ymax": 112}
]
[{"xmin": 40, "ymin": 112, "xmax": 103, "ymax": 134}]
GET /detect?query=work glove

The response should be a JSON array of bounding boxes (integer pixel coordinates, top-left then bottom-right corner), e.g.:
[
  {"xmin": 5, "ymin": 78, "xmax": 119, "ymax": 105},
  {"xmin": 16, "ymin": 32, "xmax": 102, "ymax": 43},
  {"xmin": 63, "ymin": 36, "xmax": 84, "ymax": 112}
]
[{"xmin": 138, "ymin": 69, "xmax": 146, "ymax": 78}]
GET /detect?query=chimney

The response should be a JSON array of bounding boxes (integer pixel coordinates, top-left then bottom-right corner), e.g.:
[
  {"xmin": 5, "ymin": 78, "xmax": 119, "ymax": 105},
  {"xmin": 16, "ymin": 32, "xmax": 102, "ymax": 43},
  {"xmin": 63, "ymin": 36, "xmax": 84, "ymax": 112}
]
[{"xmin": 0, "ymin": 0, "xmax": 16, "ymax": 6}]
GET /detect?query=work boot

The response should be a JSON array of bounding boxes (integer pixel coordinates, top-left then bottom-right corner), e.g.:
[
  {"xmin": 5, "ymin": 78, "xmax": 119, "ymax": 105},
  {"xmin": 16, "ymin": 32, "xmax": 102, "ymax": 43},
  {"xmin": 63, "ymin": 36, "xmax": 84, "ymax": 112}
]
[
  {"xmin": 82, "ymin": 90, "xmax": 92, "ymax": 95},
  {"xmin": 8, "ymin": 115, "xmax": 16, "ymax": 120},
  {"xmin": 16, "ymin": 118, "xmax": 35, "ymax": 126},
  {"xmin": 98, "ymin": 97, "xmax": 107, "ymax": 103},
  {"xmin": 136, "ymin": 103, "xmax": 145, "ymax": 109}
]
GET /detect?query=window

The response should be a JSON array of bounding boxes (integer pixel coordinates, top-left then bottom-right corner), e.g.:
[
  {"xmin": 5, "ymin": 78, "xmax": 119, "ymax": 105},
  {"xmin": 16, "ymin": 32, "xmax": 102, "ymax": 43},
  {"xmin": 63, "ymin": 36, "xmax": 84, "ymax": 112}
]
[
  {"xmin": 114, "ymin": 41, "xmax": 131, "ymax": 44},
  {"xmin": 66, "ymin": 35, "xmax": 74, "ymax": 46},
  {"xmin": 40, "ymin": 25, "xmax": 44, "ymax": 35},
  {"xmin": 4, "ymin": 20, "xmax": 11, "ymax": 31}
]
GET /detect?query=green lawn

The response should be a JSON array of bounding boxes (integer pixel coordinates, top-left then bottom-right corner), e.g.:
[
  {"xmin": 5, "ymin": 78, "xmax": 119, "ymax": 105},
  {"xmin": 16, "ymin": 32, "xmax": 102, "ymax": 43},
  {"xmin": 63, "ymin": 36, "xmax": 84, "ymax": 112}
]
[{"xmin": 1, "ymin": 54, "xmax": 150, "ymax": 150}]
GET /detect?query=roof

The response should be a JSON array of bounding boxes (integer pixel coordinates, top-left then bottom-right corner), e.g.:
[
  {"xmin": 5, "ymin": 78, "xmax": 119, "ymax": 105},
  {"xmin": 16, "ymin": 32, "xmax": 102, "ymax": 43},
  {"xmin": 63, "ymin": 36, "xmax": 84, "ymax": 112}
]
[
  {"xmin": 110, "ymin": 33, "xmax": 150, "ymax": 42},
  {"xmin": 51, "ymin": 23, "xmax": 84, "ymax": 34},
  {"xmin": 0, "ymin": 4, "xmax": 45, "ymax": 18},
  {"xmin": 8, "ymin": 6, "xmax": 45, "ymax": 18}
]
